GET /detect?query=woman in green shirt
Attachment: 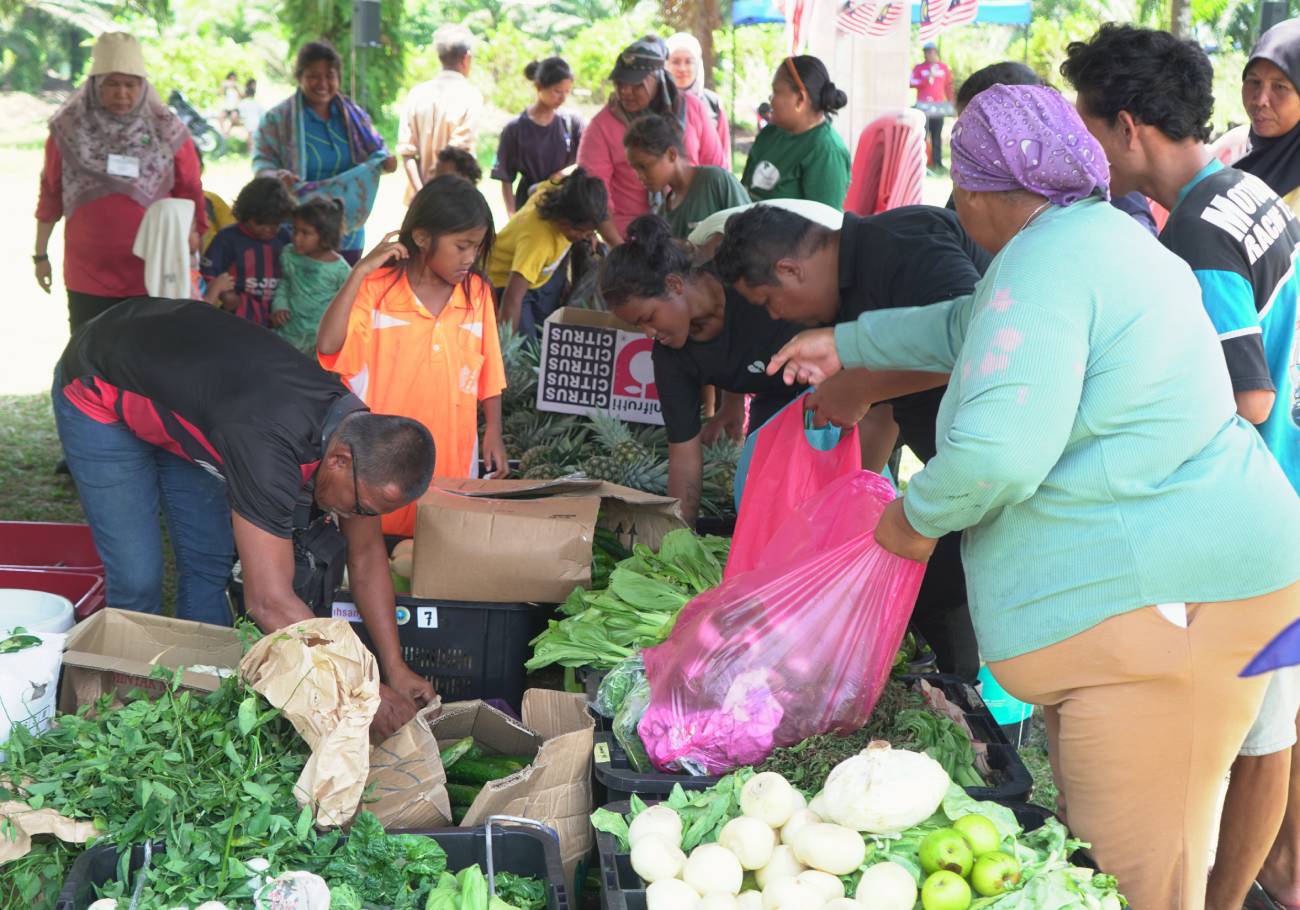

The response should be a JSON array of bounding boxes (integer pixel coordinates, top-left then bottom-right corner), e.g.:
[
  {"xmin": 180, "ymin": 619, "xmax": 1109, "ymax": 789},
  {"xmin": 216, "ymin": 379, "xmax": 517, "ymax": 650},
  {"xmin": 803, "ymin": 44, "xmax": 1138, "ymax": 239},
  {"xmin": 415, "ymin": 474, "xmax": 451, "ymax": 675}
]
[
  {"xmin": 769, "ymin": 85, "xmax": 1300, "ymax": 910},
  {"xmin": 624, "ymin": 114, "xmax": 750, "ymax": 240},
  {"xmin": 741, "ymin": 56, "xmax": 851, "ymax": 208}
]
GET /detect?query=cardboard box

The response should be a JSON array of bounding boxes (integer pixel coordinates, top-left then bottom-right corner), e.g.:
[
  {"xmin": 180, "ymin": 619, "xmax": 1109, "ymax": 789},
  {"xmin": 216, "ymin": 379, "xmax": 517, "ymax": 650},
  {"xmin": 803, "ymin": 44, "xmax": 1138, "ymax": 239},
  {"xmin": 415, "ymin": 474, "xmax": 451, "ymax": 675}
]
[
  {"xmin": 537, "ymin": 308, "xmax": 664, "ymax": 425},
  {"xmin": 58, "ymin": 609, "xmax": 242, "ymax": 713},
  {"xmin": 411, "ymin": 478, "xmax": 685, "ymax": 603},
  {"xmin": 428, "ymin": 689, "xmax": 594, "ymax": 880}
]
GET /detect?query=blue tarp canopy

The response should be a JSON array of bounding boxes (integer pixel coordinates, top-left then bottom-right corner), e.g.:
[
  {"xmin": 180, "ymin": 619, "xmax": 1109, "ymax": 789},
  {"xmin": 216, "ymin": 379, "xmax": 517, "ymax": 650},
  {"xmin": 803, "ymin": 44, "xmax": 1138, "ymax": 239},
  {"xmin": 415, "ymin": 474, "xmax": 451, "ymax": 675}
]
[
  {"xmin": 732, "ymin": 0, "xmax": 785, "ymax": 26},
  {"xmin": 730, "ymin": 0, "xmax": 1032, "ymax": 27}
]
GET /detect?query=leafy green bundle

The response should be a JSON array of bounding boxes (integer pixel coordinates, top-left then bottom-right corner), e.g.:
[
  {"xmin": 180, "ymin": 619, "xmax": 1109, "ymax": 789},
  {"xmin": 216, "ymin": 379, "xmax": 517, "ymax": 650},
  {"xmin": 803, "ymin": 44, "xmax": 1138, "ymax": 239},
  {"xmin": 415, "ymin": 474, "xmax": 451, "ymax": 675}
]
[
  {"xmin": 1, "ymin": 668, "xmax": 324, "ymax": 908},
  {"xmin": 526, "ymin": 531, "xmax": 730, "ymax": 671},
  {"xmin": 753, "ymin": 679, "xmax": 986, "ymax": 792}
]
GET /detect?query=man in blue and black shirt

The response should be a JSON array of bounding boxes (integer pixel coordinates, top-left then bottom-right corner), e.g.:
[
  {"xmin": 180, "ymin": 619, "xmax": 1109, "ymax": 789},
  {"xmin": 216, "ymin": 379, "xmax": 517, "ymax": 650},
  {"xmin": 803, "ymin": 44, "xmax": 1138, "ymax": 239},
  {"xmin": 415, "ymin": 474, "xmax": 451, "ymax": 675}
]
[{"xmin": 1065, "ymin": 24, "xmax": 1300, "ymax": 910}]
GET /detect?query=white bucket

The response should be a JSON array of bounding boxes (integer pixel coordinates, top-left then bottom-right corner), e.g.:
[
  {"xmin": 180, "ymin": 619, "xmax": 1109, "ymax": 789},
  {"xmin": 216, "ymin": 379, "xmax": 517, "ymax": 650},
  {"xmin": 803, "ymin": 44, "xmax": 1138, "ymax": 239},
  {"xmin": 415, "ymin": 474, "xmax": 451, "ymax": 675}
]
[
  {"xmin": 0, "ymin": 588, "xmax": 75, "ymax": 634},
  {"xmin": 0, "ymin": 630, "xmax": 66, "ymax": 758}
]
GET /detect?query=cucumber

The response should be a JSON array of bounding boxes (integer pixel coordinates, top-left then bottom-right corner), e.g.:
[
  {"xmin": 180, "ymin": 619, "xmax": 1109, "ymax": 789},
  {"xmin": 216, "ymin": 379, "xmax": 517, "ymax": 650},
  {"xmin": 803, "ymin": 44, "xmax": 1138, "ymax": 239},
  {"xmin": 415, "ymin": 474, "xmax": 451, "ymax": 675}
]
[
  {"xmin": 446, "ymin": 783, "xmax": 482, "ymax": 805},
  {"xmin": 438, "ymin": 736, "xmax": 476, "ymax": 770},
  {"xmin": 452, "ymin": 804, "xmax": 470, "ymax": 824},
  {"xmin": 447, "ymin": 756, "xmax": 529, "ymax": 786}
]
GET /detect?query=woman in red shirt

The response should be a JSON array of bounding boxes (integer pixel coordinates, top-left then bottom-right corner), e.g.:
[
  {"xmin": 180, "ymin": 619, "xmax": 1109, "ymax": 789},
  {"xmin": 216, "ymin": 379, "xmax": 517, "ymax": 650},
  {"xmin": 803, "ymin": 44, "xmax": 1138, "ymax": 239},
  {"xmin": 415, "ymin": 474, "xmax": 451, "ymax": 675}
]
[{"xmin": 34, "ymin": 32, "xmax": 206, "ymax": 330}]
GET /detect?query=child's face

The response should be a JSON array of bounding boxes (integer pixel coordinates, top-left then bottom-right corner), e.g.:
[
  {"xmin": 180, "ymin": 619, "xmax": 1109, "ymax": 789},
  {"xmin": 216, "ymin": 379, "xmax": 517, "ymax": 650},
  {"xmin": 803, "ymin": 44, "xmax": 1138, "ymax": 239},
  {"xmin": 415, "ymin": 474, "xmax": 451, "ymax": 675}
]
[
  {"xmin": 558, "ymin": 221, "xmax": 595, "ymax": 244},
  {"xmin": 292, "ymin": 219, "xmax": 322, "ymax": 255},
  {"xmin": 432, "ymin": 159, "xmax": 458, "ymax": 179},
  {"xmin": 421, "ymin": 227, "xmax": 488, "ymax": 285},
  {"xmin": 626, "ymin": 146, "xmax": 677, "ymax": 193},
  {"xmin": 246, "ymin": 221, "xmax": 281, "ymax": 242}
]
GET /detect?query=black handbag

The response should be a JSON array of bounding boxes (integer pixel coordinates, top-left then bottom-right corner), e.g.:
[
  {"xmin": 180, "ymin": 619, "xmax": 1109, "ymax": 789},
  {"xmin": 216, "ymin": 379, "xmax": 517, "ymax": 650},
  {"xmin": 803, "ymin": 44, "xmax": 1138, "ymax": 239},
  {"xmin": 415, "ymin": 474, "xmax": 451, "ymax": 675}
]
[{"xmin": 291, "ymin": 495, "xmax": 348, "ymax": 614}]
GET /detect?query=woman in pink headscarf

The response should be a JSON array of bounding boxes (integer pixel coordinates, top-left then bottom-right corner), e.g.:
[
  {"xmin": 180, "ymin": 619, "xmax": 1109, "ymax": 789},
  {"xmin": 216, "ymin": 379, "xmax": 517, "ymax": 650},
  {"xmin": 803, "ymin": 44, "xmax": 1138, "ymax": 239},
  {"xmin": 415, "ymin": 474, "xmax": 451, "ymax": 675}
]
[
  {"xmin": 769, "ymin": 84, "xmax": 1300, "ymax": 910},
  {"xmin": 35, "ymin": 32, "xmax": 205, "ymax": 329}
]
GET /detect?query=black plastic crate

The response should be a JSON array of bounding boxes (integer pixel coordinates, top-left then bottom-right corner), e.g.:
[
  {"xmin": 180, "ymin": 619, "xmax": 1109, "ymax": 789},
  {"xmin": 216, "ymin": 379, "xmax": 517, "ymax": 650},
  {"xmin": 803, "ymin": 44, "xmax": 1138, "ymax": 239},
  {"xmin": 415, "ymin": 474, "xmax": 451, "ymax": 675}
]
[
  {"xmin": 694, "ymin": 514, "xmax": 737, "ymax": 537},
  {"xmin": 229, "ymin": 581, "xmax": 542, "ymax": 710},
  {"xmin": 596, "ymin": 799, "xmax": 1095, "ymax": 910},
  {"xmin": 56, "ymin": 817, "xmax": 570, "ymax": 910},
  {"xmin": 592, "ymin": 674, "xmax": 1032, "ymax": 803}
]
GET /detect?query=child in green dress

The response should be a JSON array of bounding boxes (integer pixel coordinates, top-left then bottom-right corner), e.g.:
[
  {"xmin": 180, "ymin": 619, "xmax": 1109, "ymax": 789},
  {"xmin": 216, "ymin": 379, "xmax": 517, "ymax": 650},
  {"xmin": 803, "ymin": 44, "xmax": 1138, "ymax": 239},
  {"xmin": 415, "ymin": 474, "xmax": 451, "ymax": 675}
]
[
  {"xmin": 623, "ymin": 114, "xmax": 749, "ymax": 240},
  {"xmin": 270, "ymin": 197, "xmax": 352, "ymax": 353}
]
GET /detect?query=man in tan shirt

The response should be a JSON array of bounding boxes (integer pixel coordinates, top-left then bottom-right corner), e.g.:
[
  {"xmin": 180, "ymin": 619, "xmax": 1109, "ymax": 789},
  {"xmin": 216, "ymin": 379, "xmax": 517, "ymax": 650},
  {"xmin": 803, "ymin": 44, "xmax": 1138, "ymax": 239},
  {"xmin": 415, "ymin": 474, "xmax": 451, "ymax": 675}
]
[{"xmin": 396, "ymin": 24, "xmax": 484, "ymax": 203}]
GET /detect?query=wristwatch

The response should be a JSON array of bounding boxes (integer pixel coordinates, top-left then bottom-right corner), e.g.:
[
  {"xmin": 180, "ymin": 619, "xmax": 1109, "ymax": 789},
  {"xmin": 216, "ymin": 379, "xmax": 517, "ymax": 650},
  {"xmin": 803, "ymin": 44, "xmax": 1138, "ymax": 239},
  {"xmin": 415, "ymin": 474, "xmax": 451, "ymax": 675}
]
[{"xmin": 32, "ymin": 253, "xmax": 48, "ymax": 263}]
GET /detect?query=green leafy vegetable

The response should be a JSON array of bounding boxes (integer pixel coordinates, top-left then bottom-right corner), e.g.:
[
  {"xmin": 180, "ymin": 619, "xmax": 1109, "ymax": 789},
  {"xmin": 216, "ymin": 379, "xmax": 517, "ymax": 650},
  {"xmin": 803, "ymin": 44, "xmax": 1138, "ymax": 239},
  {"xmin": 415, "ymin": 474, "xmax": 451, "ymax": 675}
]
[
  {"xmin": 527, "ymin": 531, "xmax": 729, "ymax": 671},
  {"xmin": 494, "ymin": 871, "xmax": 547, "ymax": 910},
  {"xmin": 320, "ymin": 811, "xmax": 449, "ymax": 908},
  {"xmin": 0, "ymin": 668, "xmax": 324, "ymax": 908}
]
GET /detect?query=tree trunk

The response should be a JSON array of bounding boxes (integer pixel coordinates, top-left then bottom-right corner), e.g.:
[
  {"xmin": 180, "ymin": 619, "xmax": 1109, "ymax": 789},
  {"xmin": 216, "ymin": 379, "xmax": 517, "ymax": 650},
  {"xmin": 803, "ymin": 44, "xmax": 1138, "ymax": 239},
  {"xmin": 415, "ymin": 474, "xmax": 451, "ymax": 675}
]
[
  {"xmin": 1170, "ymin": 0, "xmax": 1191, "ymax": 37},
  {"xmin": 694, "ymin": 0, "xmax": 721, "ymax": 89}
]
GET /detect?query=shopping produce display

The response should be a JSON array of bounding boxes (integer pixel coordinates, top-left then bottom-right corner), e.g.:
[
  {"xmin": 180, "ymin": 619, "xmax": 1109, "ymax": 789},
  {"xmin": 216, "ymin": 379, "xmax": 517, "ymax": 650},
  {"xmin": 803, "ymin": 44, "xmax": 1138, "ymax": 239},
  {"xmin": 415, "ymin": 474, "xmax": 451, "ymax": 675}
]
[
  {"xmin": 526, "ymin": 530, "xmax": 730, "ymax": 672},
  {"xmin": 591, "ymin": 750, "xmax": 1125, "ymax": 910}
]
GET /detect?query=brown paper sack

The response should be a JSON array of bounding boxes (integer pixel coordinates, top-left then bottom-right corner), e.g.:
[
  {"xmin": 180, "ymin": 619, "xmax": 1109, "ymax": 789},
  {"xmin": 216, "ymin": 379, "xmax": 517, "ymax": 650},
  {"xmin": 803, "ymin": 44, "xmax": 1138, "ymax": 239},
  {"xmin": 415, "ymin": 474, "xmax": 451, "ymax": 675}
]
[
  {"xmin": 239, "ymin": 619, "xmax": 380, "ymax": 827},
  {"xmin": 365, "ymin": 701, "xmax": 452, "ymax": 829},
  {"xmin": 0, "ymin": 801, "xmax": 99, "ymax": 863}
]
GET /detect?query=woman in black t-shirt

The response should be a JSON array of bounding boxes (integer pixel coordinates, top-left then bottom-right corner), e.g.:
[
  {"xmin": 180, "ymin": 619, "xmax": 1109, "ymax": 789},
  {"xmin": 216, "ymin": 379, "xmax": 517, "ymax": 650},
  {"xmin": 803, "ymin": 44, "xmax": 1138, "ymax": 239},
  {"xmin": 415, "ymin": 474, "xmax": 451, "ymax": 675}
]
[
  {"xmin": 598, "ymin": 215, "xmax": 804, "ymax": 523},
  {"xmin": 492, "ymin": 57, "xmax": 584, "ymax": 216}
]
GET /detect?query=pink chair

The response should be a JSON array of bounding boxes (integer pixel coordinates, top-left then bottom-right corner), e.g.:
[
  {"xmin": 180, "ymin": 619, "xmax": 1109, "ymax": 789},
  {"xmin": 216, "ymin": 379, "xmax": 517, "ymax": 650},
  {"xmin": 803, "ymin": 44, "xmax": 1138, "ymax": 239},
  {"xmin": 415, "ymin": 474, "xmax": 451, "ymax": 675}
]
[{"xmin": 844, "ymin": 108, "xmax": 928, "ymax": 216}]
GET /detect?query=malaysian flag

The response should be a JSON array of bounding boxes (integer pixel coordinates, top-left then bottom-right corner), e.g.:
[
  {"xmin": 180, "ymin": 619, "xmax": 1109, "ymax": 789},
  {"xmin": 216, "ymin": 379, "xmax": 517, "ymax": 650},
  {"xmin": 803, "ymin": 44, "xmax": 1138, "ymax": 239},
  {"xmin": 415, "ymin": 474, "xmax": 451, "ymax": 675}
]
[
  {"xmin": 919, "ymin": 0, "xmax": 979, "ymax": 40},
  {"xmin": 837, "ymin": 0, "xmax": 904, "ymax": 36},
  {"xmin": 866, "ymin": 0, "xmax": 906, "ymax": 36},
  {"xmin": 835, "ymin": 0, "xmax": 880, "ymax": 36}
]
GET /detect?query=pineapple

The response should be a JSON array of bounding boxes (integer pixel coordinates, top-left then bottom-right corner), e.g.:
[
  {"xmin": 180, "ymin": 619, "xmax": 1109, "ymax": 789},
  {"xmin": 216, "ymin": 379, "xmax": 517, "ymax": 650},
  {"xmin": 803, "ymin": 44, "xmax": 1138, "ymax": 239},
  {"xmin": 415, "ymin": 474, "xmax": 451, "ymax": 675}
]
[
  {"xmin": 582, "ymin": 454, "xmax": 623, "ymax": 483},
  {"xmin": 518, "ymin": 445, "xmax": 552, "ymax": 476},
  {"xmin": 587, "ymin": 412, "xmax": 636, "ymax": 452},
  {"xmin": 613, "ymin": 439, "xmax": 649, "ymax": 465},
  {"xmin": 619, "ymin": 454, "xmax": 669, "ymax": 495}
]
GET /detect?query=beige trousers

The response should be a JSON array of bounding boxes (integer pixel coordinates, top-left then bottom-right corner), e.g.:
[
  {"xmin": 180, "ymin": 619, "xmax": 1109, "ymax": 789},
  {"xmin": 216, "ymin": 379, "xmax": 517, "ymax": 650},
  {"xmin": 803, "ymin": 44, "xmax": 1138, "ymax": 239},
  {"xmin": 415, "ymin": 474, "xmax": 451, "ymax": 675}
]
[{"xmin": 989, "ymin": 582, "xmax": 1300, "ymax": 910}]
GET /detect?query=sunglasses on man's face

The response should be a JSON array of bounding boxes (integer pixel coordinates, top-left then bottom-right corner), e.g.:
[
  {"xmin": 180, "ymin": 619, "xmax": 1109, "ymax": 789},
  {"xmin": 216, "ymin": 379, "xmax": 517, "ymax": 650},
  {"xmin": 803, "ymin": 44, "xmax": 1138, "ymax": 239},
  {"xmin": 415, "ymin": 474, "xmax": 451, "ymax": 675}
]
[{"xmin": 349, "ymin": 444, "xmax": 380, "ymax": 517}]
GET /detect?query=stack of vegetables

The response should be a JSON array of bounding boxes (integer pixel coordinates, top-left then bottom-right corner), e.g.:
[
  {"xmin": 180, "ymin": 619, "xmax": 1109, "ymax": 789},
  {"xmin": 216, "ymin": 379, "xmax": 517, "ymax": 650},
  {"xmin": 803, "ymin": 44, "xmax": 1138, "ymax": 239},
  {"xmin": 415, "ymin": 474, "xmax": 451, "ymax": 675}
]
[
  {"xmin": 590, "ymin": 744, "xmax": 1124, "ymax": 910},
  {"xmin": 526, "ymin": 530, "xmax": 730, "ymax": 672},
  {"xmin": 0, "ymin": 666, "xmax": 549, "ymax": 910}
]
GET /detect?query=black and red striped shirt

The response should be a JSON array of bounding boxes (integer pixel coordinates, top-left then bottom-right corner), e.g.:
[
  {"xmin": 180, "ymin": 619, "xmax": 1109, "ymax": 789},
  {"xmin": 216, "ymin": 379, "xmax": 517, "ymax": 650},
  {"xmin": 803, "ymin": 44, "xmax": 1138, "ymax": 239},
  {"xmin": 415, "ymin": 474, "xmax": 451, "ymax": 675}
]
[
  {"xmin": 58, "ymin": 297, "xmax": 365, "ymax": 537},
  {"xmin": 200, "ymin": 223, "xmax": 289, "ymax": 327}
]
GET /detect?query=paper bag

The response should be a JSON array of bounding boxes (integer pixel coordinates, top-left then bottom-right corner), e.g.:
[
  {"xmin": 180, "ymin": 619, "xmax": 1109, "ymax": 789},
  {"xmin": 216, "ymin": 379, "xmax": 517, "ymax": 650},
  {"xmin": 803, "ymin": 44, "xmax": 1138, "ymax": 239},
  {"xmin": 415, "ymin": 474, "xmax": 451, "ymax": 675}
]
[
  {"xmin": 0, "ymin": 801, "xmax": 99, "ymax": 863},
  {"xmin": 239, "ymin": 619, "xmax": 380, "ymax": 827},
  {"xmin": 365, "ymin": 701, "xmax": 452, "ymax": 829}
]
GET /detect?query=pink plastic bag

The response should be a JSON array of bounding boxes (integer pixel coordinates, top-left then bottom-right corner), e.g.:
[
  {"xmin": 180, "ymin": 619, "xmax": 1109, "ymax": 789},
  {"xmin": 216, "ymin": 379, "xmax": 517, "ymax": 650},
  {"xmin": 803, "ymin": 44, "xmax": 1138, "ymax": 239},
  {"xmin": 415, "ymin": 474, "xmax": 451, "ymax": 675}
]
[
  {"xmin": 726, "ymin": 397, "xmax": 861, "ymax": 581},
  {"xmin": 638, "ymin": 471, "xmax": 926, "ymax": 774}
]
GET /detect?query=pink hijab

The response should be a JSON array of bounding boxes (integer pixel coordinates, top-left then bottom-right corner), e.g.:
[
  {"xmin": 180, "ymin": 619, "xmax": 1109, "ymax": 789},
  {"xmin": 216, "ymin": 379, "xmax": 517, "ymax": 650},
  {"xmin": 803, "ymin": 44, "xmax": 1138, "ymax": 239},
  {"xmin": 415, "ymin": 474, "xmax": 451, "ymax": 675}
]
[{"xmin": 49, "ymin": 76, "xmax": 190, "ymax": 215}]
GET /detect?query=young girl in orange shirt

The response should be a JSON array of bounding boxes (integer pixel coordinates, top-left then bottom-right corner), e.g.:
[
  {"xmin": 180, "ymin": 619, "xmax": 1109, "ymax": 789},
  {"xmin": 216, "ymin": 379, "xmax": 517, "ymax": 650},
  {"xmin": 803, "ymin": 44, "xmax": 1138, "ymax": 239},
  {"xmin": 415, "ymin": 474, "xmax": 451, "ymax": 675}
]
[{"xmin": 317, "ymin": 175, "xmax": 509, "ymax": 537}]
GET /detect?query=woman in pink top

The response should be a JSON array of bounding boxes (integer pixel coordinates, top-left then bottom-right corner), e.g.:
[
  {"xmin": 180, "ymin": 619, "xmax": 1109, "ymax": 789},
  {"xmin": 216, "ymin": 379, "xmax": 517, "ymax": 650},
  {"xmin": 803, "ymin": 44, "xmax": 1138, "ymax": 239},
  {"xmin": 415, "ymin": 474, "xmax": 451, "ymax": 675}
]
[{"xmin": 577, "ymin": 36, "xmax": 725, "ymax": 244}]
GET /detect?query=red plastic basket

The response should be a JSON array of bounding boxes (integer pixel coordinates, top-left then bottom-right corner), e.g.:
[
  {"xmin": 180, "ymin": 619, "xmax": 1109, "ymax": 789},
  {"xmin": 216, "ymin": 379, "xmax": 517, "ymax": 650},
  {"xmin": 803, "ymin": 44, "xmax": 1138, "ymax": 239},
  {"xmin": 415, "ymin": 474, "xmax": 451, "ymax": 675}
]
[
  {"xmin": 0, "ymin": 568, "xmax": 106, "ymax": 620},
  {"xmin": 0, "ymin": 521, "xmax": 103, "ymax": 574}
]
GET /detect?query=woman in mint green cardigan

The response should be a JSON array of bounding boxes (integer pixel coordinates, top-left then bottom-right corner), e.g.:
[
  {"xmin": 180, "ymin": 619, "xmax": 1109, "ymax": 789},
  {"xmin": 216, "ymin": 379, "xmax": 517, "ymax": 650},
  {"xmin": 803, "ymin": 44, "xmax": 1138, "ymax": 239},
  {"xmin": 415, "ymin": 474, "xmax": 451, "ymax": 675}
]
[{"xmin": 770, "ymin": 85, "xmax": 1300, "ymax": 910}]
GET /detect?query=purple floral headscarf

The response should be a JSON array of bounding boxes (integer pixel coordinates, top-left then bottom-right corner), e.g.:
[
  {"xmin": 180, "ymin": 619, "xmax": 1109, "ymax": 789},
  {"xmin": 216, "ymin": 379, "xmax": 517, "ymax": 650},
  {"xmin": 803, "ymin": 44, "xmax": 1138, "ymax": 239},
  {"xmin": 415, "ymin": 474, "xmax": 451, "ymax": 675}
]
[{"xmin": 950, "ymin": 84, "xmax": 1110, "ymax": 206}]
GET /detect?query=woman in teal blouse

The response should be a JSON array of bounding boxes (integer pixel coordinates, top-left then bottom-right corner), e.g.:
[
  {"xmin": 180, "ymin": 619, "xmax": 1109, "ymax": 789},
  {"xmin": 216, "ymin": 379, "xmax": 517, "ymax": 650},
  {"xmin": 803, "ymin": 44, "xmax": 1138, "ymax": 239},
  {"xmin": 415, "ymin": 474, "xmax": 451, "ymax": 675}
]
[{"xmin": 770, "ymin": 85, "xmax": 1300, "ymax": 910}]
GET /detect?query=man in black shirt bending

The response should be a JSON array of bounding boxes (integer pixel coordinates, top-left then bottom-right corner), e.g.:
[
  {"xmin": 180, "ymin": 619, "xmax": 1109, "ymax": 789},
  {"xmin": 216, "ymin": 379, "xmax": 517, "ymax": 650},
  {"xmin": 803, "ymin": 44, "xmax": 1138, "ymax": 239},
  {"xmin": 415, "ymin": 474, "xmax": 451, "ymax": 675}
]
[
  {"xmin": 55, "ymin": 297, "xmax": 437, "ymax": 738},
  {"xmin": 716, "ymin": 204, "xmax": 990, "ymax": 680}
]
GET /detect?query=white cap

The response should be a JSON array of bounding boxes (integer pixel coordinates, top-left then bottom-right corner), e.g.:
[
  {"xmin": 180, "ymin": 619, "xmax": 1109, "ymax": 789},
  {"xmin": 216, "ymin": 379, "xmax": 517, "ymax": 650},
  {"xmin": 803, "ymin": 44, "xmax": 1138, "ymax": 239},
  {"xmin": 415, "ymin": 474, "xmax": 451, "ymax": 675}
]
[{"xmin": 89, "ymin": 32, "xmax": 147, "ymax": 79}]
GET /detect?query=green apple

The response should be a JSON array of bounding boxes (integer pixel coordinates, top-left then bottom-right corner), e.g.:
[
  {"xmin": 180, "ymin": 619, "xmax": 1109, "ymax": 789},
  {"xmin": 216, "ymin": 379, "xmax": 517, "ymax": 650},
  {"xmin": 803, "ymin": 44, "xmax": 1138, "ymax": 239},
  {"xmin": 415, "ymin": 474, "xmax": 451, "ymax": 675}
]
[
  {"xmin": 970, "ymin": 851, "xmax": 1022, "ymax": 897},
  {"xmin": 921, "ymin": 870, "xmax": 973, "ymax": 910},
  {"xmin": 919, "ymin": 828, "xmax": 975, "ymax": 877},
  {"xmin": 953, "ymin": 813, "xmax": 1002, "ymax": 856}
]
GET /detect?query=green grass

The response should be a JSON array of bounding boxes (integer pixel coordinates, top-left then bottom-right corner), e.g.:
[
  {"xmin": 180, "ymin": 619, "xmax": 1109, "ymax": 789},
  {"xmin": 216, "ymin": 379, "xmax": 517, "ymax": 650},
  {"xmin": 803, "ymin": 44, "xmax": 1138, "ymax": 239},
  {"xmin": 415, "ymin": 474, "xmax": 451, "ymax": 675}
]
[{"xmin": 0, "ymin": 394, "xmax": 83, "ymax": 523}]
